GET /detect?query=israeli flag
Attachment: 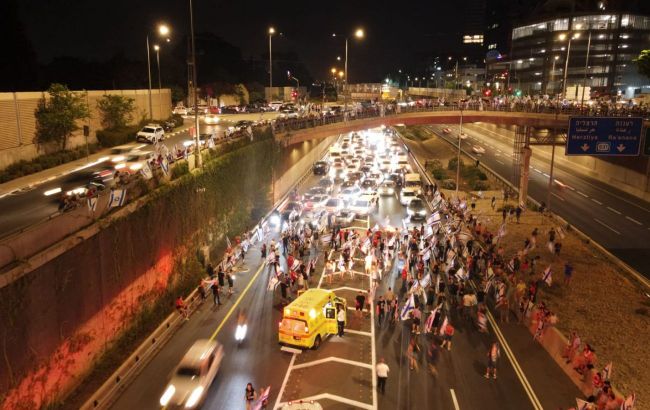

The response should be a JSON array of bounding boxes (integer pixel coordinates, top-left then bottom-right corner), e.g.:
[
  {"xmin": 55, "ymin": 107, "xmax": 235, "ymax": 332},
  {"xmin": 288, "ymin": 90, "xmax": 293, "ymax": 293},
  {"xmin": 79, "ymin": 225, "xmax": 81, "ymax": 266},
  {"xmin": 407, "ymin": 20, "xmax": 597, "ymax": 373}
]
[
  {"xmin": 575, "ymin": 398, "xmax": 590, "ymax": 410},
  {"xmin": 161, "ymin": 158, "xmax": 169, "ymax": 175},
  {"xmin": 602, "ymin": 362, "xmax": 612, "ymax": 381},
  {"xmin": 542, "ymin": 266, "xmax": 552, "ymax": 286},
  {"xmin": 420, "ymin": 273, "xmax": 431, "ymax": 289},
  {"xmin": 427, "ymin": 212, "xmax": 441, "ymax": 225},
  {"xmin": 108, "ymin": 189, "xmax": 126, "ymax": 208},
  {"xmin": 400, "ymin": 294, "xmax": 415, "ymax": 321},
  {"xmin": 455, "ymin": 267, "xmax": 467, "ymax": 280},
  {"xmin": 140, "ymin": 161, "xmax": 153, "ymax": 180},
  {"xmin": 257, "ymin": 226, "xmax": 264, "ymax": 242},
  {"xmin": 87, "ymin": 197, "xmax": 97, "ymax": 212},
  {"xmin": 226, "ymin": 236, "xmax": 232, "ymax": 248}
]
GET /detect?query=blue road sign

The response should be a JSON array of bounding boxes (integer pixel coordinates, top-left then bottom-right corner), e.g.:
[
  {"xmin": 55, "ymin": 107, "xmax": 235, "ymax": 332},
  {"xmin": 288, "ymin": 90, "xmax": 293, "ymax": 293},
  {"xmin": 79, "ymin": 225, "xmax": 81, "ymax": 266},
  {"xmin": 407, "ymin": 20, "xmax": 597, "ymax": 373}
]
[{"xmin": 566, "ymin": 117, "xmax": 642, "ymax": 156}]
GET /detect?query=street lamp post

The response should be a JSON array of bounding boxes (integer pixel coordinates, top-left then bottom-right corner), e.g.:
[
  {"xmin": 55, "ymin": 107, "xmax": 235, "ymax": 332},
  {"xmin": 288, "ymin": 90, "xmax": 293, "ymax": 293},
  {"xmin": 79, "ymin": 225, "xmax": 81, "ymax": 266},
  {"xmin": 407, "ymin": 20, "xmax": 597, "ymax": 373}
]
[
  {"xmin": 580, "ymin": 31, "xmax": 592, "ymax": 108},
  {"xmin": 559, "ymin": 32, "xmax": 580, "ymax": 100},
  {"xmin": 268, "ymin": 27, "xmax": 275, "ymax": 99},
  {"xmin": 154, "ymin": 45, "xmax": 162, "ymax": 118},
  {"xmin": 188, "ymin": 0, "xmax": 201, "ymax": 168},
  {"xmin": 455, "ymin": 108, "xmax": 464, "ymax": 197},
  {"xmin": 146, "ymin": 24, "xmax": 169, "ymax": 120},
  {"xmin": 550, "ymin": 55, "xmax": 560, "ymax": 95},
  {"xmin": 335, "ymin": 28, "xmax": 364, "ymax": 119}
]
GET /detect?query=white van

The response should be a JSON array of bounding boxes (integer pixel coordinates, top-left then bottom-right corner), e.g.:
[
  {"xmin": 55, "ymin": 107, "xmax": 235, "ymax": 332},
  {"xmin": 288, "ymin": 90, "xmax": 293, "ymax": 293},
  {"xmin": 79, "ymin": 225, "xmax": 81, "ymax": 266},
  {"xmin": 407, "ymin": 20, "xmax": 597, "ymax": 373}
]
[{"xmin": 403, "ymin": 173, "xmax": 422, "ymax": 195}]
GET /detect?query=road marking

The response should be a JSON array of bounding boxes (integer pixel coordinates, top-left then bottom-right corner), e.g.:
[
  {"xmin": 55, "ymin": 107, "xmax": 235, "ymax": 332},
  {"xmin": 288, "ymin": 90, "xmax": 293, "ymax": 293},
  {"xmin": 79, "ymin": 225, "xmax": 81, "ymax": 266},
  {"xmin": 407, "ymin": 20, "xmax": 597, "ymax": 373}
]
[
  {"xmin": 607, "ymin": 207, "xmax": 622, "ymax": 215},
  {"xmin": 292, "ymin": 356, "xmax": 373, "ymax": 370},
  {"xmin": 273, "ymin": 353, "xmax": 297, "ymax": 410},
  {"xmin": 346, "ymin": 328, "xmax": 372, "ymax": 337},
  {"xmin": 450, "ymin": 389, "xmax": 460, "ymax": 410},
  {"xmin": 495, "ymin": 160, "xmax": 505, "ymax": 165},
  {"xmin": 593, "ymin": 218, "xmax": 621, "ymax": 235},
  {"xmin": 209, "ymin": 261, "xmax": 265, "ymax": 342},
  {"xmin": 626, "ymin": 216, "xmax": 643, "ymax": 226},
  {"xmin": 280, "ymin": 347, "xmax": 302, "ymax": 354},
  {"xmin": 577, "ymin": 191, "xmax": 589, "ymax": 198},
  {"xmin": 542, "ymin": 173, "xmax": 550, "ymax": 178},
  {"xmin": 551, "ymin": 193, "xmax": 565, "ymax": 202},
  {"xmin": 591, "ymin": 198, "xmax": 603, "ymax": 205},
  {"xmin": 485, "ymin": 310, "xmax": 544, "ymax": 410},
  {"xmin": 277, "ymin": 393, "xmax": 373, "ymax": 410},
  {"xmin": 534, "ymin": 168, "xmax": 543, "ymax": 174}
]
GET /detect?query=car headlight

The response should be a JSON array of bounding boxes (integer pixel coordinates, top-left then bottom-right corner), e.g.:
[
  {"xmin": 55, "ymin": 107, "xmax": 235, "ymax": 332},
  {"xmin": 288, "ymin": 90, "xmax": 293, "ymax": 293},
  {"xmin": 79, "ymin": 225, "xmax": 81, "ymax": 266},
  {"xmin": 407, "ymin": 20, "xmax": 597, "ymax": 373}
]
[
  {"xmin": 114, "ymin": 163, "xmax": 126, "ymax": 170},
  {"xmin": 418, "ymin": 210, "xmax": 427, "ymax": 215},
  {"xmin": 111, "ymin": 156, "xmax": 125, "ymax": 163},
  {"xmin": 130, "ymin": 163, "xmax": 143, "ymax": 171},
  {"xmin": 160, "ymin": 385, "xmax": 176, "ymax": 406},
  {"xmin": 185, "ymin": 386, "xmax": 204, "ymax": 408}
]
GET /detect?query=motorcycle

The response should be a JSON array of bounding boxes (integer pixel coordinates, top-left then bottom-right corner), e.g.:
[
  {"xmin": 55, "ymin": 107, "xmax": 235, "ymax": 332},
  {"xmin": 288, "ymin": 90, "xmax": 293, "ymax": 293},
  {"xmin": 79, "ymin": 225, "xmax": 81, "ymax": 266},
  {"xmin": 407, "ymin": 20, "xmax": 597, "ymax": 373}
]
[{"xmin": 235, "ymin": 310, "xmax": 248, "ymax": 345}]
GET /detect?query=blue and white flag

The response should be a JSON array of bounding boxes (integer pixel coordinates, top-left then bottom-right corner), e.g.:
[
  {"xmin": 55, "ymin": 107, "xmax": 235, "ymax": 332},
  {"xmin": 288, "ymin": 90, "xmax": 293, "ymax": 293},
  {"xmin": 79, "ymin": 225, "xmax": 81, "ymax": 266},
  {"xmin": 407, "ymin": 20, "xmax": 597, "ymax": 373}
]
[
  {"xmin": 108, "ymin": 189, "xmax": 126, "ymax": 208},
  {"xmin": 226, "ymin": 236, "xmax": 232, "ymax": 248},
  {"xmin": 602, "ymin": 362, "xmax": 613, "ymax": 381},
  {"xmin": 542, "ymin": 266, "xmax": 553, "ymax": 286},
  {"xmin": 257, "ymin": 226, "xmax": 264, "ymax": 242},
  {"xmin": 621, "ymin": 393, "xmax": 636, "ymax": 410},
  {"xmin": 420, "ymin": 273, "xmax": 431, "ymax": 289},
  {"xmin": 427, "ymin": 212, "xmax": 441, "ymax": 225},
  {"xmin": 400, "ymin": 294, "xmax": 415, "ymax": 321},
  {"xmin": 140, "ymin": 162, "xmax": 153, "ymax": 180},
  {"xmin": 87, "ymin": 197, "xmax": 97, "ymax": 212},
  {"xmin": 161, "ymin": 158, "xmax": 169, "ymax": 175},
  {"xmin": 576, "ymin": 398, "xmax": 590, "ymax": 410},
  {"xmin": 455, "ymin": 267, "xmax": 467, "ymax": 281}
]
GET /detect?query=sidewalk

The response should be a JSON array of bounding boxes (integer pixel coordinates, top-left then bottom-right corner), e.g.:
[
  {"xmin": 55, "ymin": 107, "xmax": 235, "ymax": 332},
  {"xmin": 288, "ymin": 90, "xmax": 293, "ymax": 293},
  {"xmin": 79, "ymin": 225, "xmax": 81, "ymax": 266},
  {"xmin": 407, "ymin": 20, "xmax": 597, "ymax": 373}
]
[{"xmin": 0, "ymin": 126, "xmax": 191, "ymax": 198}]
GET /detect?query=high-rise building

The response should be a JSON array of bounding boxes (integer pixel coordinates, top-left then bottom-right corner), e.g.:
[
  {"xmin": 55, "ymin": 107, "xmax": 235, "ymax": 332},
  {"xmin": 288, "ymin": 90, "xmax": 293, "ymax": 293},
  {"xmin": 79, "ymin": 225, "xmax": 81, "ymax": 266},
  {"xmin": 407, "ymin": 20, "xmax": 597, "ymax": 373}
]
[{"xmin": 462, "ymin": 0, "xmax": 487, "ymax": 60}]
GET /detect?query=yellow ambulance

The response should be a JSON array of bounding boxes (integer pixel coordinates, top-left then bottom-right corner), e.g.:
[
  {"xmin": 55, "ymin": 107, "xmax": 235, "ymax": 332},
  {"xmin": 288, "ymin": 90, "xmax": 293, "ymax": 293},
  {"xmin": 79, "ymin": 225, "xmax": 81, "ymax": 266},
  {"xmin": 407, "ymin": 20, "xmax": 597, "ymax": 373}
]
[{"xmin": 278, "ymin": 288, "xmax": 347, "ymax": 349}]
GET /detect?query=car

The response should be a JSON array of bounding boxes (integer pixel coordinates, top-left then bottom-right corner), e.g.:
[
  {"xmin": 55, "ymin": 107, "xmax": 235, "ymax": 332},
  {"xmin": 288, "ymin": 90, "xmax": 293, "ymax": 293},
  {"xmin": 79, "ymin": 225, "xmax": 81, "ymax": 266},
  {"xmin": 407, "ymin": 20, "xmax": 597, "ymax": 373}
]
[
  {"xmin": 360, "ymin": 179, "xmax": 377, "ymax": 193},
  {"xmin": 328, "ymin": 151, "xmax": 342, "ymax": 163},
  {"xmin": 114, "ymin": 151, "xmax": 155, "ymax": 174},
  {"xmin": 234, "ymin": 120, "xmax": 254, "ymax": 131},
  {"xmin": 378, "ymin": 180, "xmax": 396, "ymax": 196},
  {"xmin": 399, "ymin": 189, "xmax": 418, "ymax": 206},
  {"xmin": 459, "ymin": 132, "xmax": 468, "ymax": 140},
  {"xmin": 159, "ymin": 339, "xmax": 224, "ymax": 409},
  {"xmin": 309, "ymin": 194, "xmax": 330, "ymax": 209},
  {"xmin": 318, "ymin": 178, "xmax": 335, "ymax": 194},
  {"xmin": 388, "ymin": 173, "xmax": 403, "ymax": 187},
  {"xmin": 346, "ymin": 171, "xmax": 365, "ymax": 184},
  {"xmin": 396, "ymin": 160, "xmax": 411, "ymax": 172},
  {"xmin": 312, "ymin": 161, "xmax": 330, "ymax": 175},
  {"xmin": 136, "ymin": 124, "xmax": 165, "ymax": 144},
  {"xmin": 269, "ymin": 101, "xmax": 284, "ymax": 111},
  {"xmin": 379, "ymin": 160, "xmax": 392, "ymax": 173},
  {"xmin": 203, "ymin": 114, "xmax": 220, "ymax": 124},
  {"xmin": 282, "ymin": 201, "xmax": 303, "ymax": 222},
  {"xmin": 334, "ymin": 209, "xmax": 356, "ymax": 226},
  {"xmin": 407, "ymin": 198, "xmax": 427, "ymax": 220},
  {"xmin": 278, "ymin": 108, "xmax": 300, "ymax": 119},
  {"xmin": 349, "ymin": 197, "xmax": 376, "ymax": 216},
  {"xmin": 472, "ymin": 145, "xmax": 486, "ymax": 154},
  {"xmin": 220, "ymin": 105, "xmax": 239, "ymax": 114},
  {"xmin": 108, "ymin": 145, "xmax": 137, "ymax": 164},
  {"xmin": 359, "ymin": 165, "xmax": 372, "ymax": 175},
  {"xmin": 340, "ymin": 180, "xmax": 358, "ymax": 189},
  {"xmin": 324, "ymin": 198, "xmax": 346, "ymax": 214},
  {"xmin": 172, "ymin": 106, "xmax": 188, "ymax": 115},
  {"xmin": 303, "ymin": 186, "xmax": 327, "ymax": 201},
  {"xmin": 339, "ymin": 186, "xmax": 361, "ymax": 201},
  {"xmin": 442, "ymin": 127, "xmax": 451, "ymax": 134}
]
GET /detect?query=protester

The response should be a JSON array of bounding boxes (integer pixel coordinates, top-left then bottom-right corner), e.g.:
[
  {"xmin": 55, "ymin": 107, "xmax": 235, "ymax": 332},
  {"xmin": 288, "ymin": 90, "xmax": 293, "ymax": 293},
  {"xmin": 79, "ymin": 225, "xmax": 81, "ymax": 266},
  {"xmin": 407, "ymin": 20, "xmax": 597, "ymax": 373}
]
[{"xmin": 376, "ymin": 358, "xmax": 389, "ymax": 394}]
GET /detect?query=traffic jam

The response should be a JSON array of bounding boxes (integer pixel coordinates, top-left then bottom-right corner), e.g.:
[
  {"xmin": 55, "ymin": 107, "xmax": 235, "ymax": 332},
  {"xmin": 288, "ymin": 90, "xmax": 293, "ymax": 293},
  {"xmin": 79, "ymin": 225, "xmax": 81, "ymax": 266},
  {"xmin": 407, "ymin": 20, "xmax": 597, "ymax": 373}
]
[{"xmin": 273, "ymin": 127, "xmax": 436, "ymax": 238}]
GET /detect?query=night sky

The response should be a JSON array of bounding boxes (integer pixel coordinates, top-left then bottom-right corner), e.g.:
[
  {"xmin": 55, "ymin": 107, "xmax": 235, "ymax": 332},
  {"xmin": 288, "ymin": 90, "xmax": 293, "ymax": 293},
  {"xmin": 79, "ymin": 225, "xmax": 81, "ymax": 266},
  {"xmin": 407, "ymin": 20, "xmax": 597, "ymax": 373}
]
[{"xmin": 16, "ymin": 0, "xmax": 464, "ymax": 83}]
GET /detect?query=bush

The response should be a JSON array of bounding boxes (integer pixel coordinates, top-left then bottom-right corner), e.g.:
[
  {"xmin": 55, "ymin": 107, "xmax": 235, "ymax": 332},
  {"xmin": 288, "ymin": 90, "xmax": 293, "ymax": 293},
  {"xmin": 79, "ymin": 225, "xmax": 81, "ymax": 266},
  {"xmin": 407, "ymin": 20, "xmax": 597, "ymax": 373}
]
[
  {"xmin": 431, "ymin": 168, "xmax": 446, "ymax": 180},
  {"xmin": 447, "ymin": 157, "xmax": 465, "ymax": 171},
  {"xmin": 170, "ymin": 114, "xmax": 184, "ymax": 127},
  {"xmin": 441, "ymin": 179, "xmax": 456, "ymax": 190},
  {"xmin": 0, "ymin": 144, "xmax": 99, "ymax": 183},
  {"xmin": 171, "ymin": 161, "xmax": 189, "ymax": 180},
  {"xmin": 96, "ymin": 126, "xmax": 139, "ymax": 147},
  {"xmin": 471, "ymin": 180, "xmax": 489, "ymax": 191}
]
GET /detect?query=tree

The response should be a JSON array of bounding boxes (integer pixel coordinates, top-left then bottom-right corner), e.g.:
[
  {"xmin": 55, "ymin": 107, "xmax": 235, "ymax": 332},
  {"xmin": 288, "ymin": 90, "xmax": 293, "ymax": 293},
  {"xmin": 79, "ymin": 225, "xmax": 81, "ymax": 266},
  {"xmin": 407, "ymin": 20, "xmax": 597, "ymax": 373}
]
[
  {"xmin": 97, "ymin": 94, "xmax": 135, "ymax": 130},
  {"xmin": 634, "ymin": 50, "xmax": 650, "ymax": 79},
  {"xmin": 34, "ymin": 84, "xmax": 90, "ymax": 151}
]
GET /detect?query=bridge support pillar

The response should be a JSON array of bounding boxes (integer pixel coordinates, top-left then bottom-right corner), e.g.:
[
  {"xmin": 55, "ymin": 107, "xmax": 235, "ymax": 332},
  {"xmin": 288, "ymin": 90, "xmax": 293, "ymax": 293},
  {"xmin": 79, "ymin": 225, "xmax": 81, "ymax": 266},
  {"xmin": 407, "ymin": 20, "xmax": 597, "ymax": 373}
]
[{"xmin": 518, "ymin": 146, "xmax": 532, "ymax": 208}]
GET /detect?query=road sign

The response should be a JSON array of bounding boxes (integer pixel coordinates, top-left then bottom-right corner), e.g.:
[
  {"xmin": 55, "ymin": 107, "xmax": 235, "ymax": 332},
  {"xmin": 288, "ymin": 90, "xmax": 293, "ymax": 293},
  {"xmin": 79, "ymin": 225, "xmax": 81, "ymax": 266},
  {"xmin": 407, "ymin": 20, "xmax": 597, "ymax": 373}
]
[
  {"xmin": 566, "ymin": 117, "xmax": 642, "ymax": 156},
  {"xmin": 644, "ymin": 128, "xmax": 650, "ymax": 156}
]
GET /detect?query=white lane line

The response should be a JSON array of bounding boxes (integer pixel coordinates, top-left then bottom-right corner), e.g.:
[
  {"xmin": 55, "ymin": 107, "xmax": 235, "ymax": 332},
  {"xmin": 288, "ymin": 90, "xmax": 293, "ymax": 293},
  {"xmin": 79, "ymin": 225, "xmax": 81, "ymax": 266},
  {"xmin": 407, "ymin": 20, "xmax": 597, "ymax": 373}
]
[
  {"xmin": 273, "ymin": 353, "xmax": 297, "ymax": 410},
  {"xmin": 577, "ymin": 191, "xmax": 589, "ymax": 198},
  {"xmin": 534, "ymin": 168, "xmax": 543, "ymax": 174},
  {"xmin": 607, "ymin": 206, "xmax": 622, "ymax": 215},
  {"xmin": 594, "ymin": 218, "xmax": 621, "ymax": 235},
  {"xmin": 292, "ymin": 356, "xmax": 373, "ymax": 370},
  {"xmin": 496, "ymin": 160, "xmax": 505, "ymax": 165},
  {"xmin": 542, "ymin": 173, "xmax": 550, "ymax": 178},
  {"xmin": 551, "ymin": 192, "xmax": 565, "ymax": 202},
  {"xmin": 626, "ymin": 216, "xmax": 643, "ymax": 226},
  {"xmin": 591, "ymin": 198, "xmax": 603, "ymax": 205},
  {"xmin": 277, "ymin": 393, "xmax": 373, "ymax": 410},
  {"xmin": 450, "ymin": 389, "xmax": 460, "ymax": 410}
]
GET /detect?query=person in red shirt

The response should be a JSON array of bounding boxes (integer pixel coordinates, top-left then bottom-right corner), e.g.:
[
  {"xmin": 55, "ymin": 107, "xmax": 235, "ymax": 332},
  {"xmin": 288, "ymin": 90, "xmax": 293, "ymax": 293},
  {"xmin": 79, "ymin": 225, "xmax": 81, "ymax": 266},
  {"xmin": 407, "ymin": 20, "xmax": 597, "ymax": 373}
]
[
  {"xmin": 441, "ymin": 323, "xmax": 455, "ymax": 351},
  {"xmin": 175, "ymin": 296, "xmax": 189, "ymax": 320}
]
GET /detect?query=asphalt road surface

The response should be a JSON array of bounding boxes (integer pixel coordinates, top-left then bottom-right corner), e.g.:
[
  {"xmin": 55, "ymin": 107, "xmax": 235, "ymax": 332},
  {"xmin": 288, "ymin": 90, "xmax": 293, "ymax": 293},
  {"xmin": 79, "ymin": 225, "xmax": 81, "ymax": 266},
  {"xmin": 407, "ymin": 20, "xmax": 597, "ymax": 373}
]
[
  {"xmin": 424, "ymin": 124, "xmax": 650, "ymax": 279},
  {"xmin": 0, "ymin": 122, "xmax": 229, "ymax": 238},
  {"xmin": 110, "ymin": 132, "xmax": 582, "ymax": 410}
]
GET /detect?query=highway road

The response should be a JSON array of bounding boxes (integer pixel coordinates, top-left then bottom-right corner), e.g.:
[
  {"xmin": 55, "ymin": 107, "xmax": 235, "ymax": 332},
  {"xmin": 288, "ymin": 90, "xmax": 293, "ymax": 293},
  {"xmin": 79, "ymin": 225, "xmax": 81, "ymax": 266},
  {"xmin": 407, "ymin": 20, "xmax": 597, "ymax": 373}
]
[
  {"xmin": 0, "ymin": 112, "xmax": 283, "ymax": 238},
  {"xmin": 109, "ymin": 129, "xmax": 581, "ymax": 410},
  {"xmin": 425, "ymin": 124, "xmax": 650, "ymax": 278}
]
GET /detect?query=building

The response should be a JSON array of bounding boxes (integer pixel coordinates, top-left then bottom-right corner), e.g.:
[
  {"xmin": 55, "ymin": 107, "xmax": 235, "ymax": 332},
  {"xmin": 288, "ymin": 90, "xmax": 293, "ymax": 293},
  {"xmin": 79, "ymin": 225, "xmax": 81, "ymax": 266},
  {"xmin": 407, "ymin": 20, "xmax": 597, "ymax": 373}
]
[
  {"xmin": 462, "ymin": 0, "xmax": 487, "ymax": 60},
  {"xmin": 487, "ymin": 12, "xmax": 650, "ymax": 99}
]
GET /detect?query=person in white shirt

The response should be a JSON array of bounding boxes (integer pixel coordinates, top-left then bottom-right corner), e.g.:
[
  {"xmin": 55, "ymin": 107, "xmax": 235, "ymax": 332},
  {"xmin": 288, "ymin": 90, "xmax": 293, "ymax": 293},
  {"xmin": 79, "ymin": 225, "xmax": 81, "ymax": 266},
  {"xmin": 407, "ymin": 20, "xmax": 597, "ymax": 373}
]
[
  {"xmin": 337, "ymin": 307, "xmax": 346, "ymax": 337},
  {"xmin": 376, "ymin": 358, "xmax": 389, "ymax": 394}
]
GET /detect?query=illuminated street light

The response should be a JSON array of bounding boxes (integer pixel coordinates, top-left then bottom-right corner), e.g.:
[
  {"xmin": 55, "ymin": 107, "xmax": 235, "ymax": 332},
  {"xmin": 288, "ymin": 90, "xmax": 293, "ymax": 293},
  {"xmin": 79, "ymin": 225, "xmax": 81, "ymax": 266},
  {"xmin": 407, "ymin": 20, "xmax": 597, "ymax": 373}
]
[
  {"xmin": 147, "ymin": 23, "xmax": 171, "ymax": 120},
  {"xmin": 269, "ymin": 26, "xmax": 276, "ymax": 92}
]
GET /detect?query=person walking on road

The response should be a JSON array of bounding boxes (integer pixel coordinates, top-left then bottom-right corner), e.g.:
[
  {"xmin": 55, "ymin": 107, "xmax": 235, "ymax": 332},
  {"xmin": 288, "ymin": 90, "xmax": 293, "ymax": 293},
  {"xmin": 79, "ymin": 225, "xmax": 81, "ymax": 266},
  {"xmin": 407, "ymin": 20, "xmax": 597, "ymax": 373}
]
[
  {"xmin": 484, "ymin": 342, "xmax": 500, "ymax": 379},
  {"xmin": 245, "ymin": 382, "xmax": 257, "ymax": 410},
  {"xmin": 211, "ymin": 281, "xmax": 222, "ymax": 306},
  {"xmin": 376, "ymin": 295, "xmax": 386, "ymax": 326},
  {"xmin": 376, "ymin": 358, "xmax": 389, "ymax": 394},
  {"xmin": 227, "ymin": 271, "xmax": 234, "ymax": 295},
  {"xmin": 337, "ymin": 306, "xmax": 346, "ymax": 337},
  {"xmin": 440, "ymin": 322, "xmax": 455, "ymax": 351},
  {"xmin": 355, "ymin": 291, "xmax": 366, "ymax": 318}
]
